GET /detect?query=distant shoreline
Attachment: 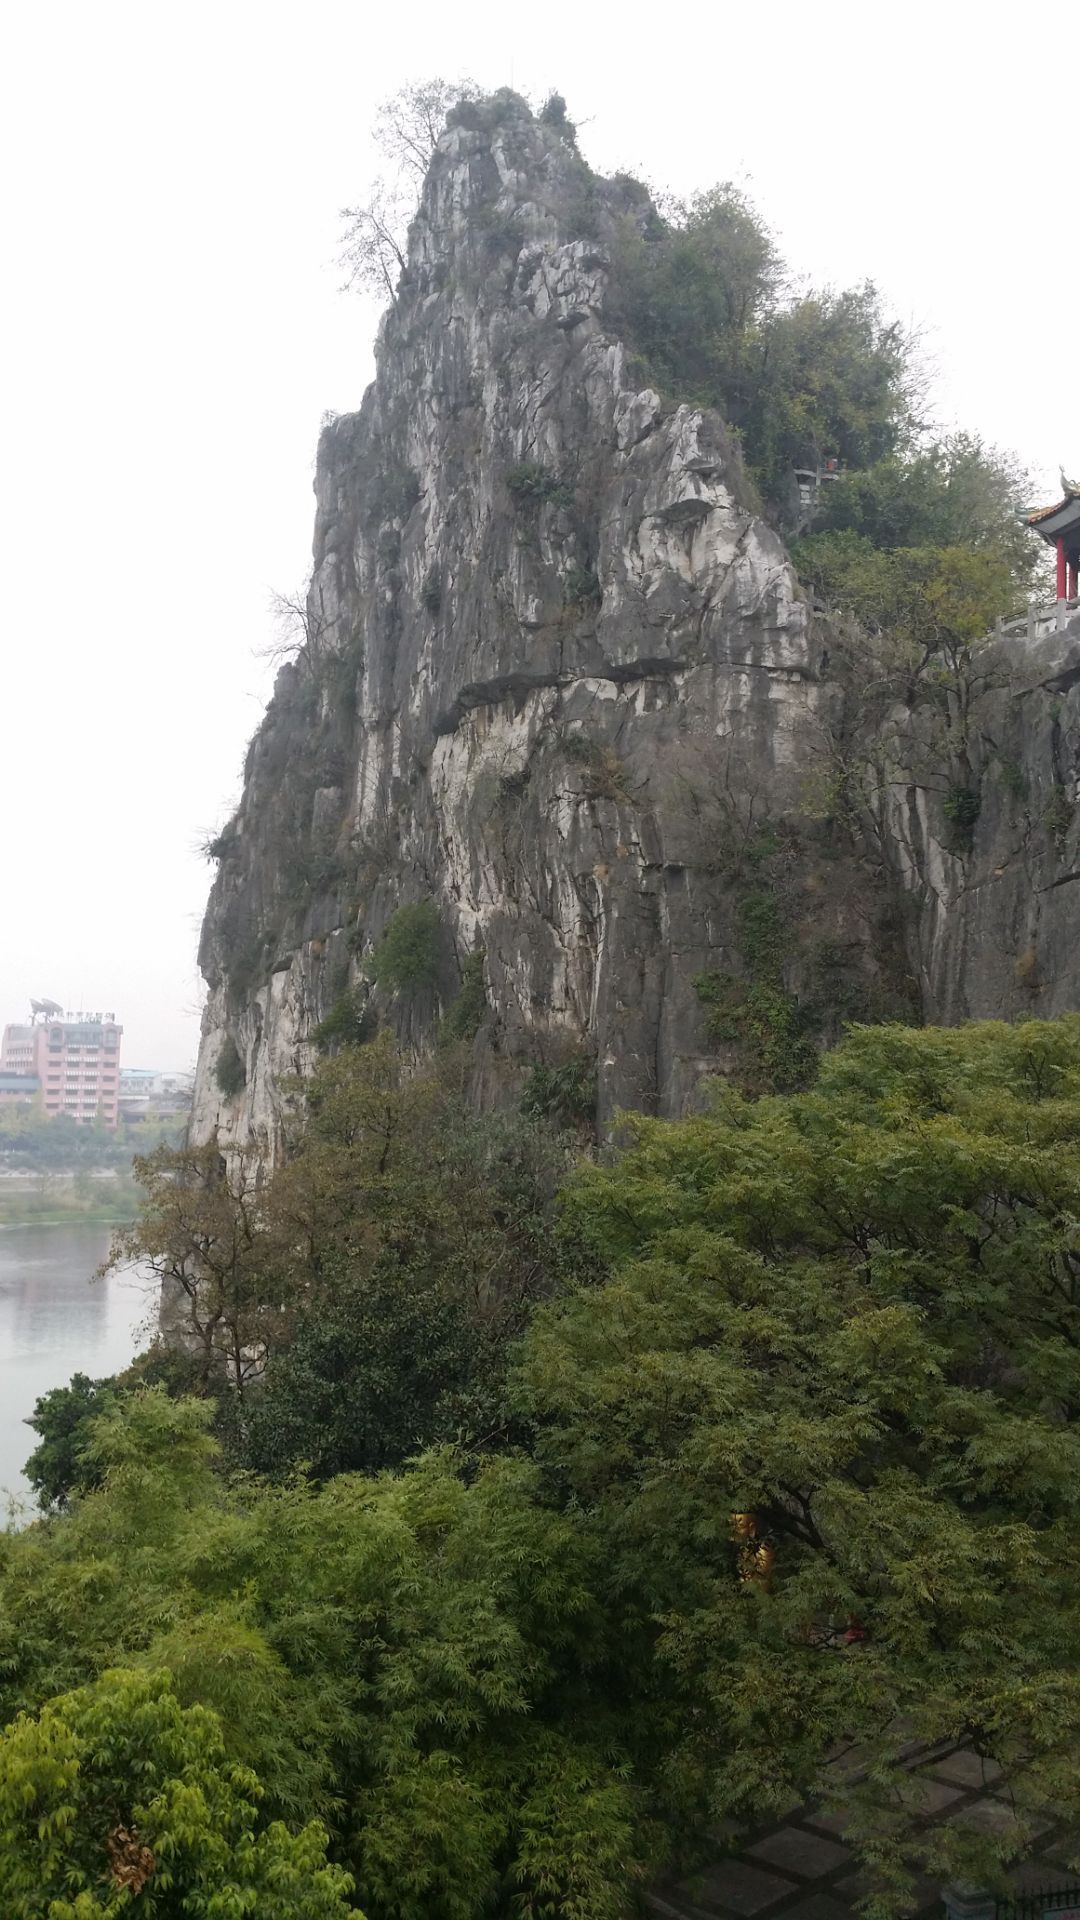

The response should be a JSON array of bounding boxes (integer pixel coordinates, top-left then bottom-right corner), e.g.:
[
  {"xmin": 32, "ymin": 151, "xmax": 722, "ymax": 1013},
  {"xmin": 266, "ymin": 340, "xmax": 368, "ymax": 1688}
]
[{"xmin": 0, "ymin": 1174, "xmax": 137, "ymax": 1230}]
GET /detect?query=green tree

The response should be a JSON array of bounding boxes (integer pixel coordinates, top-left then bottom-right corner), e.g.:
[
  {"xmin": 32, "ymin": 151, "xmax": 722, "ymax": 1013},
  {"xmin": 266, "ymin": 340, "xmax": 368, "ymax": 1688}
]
[
  {"xmin": 607, "ymin": 186, "xmax": 913, "ymax": 503},
  {"xmin": 606, "ymin": 182, "xmax": 783, "ymax": 407},
  {"xmin": 370, "ymin": 901, "xmax": 443, "ymax": 993},
  {"xmin": 743, "ymin": 282, "xmax": 911, "ymax": 497},
  {"xmin": 102, "ymin": 1141, "xmax": 278, "ymax": 1397},
  {"xmin": 518, "ymin": 1017, "xmax": 1080, "ymax": 1902},
  {"xmin": 23, "ymin": 1375, "xmax": 117, "ymax": 1511},
  {"xmin": 23, "ymin": 1345, "xmax": 218, "ymax": 1511},
  {"xmin": 99, "ymin": 1037, "xmax": 572, "ymax": 1482},
  {"xmin": 0, "ymin": 1397, "xmax": 660, "ymax": 1918},
  {"xmin": 241, "ymin": 1039, "xmax": 573, "ymax": 1475},
  {"xmin": 823, "ymin": 433, "xmax": 1030, "ymax": 550},
  {"xmin": 239, "ymin": 1260, "xmax": 487, "ymax": 1478},
  {"xmin": 0, "ymin": 1666, "xmax": 361, "ymax": 1918}
]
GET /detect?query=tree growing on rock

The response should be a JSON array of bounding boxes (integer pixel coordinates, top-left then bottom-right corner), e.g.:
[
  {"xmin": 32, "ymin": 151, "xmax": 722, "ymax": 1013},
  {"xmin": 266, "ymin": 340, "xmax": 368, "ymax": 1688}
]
[{"xmin": 340, "ymin": 77, "xmax": 477, "ymax": 302}]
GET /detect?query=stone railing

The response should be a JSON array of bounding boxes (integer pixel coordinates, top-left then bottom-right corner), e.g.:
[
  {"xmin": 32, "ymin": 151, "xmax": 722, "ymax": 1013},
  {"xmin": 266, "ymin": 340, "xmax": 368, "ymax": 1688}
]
[{"xmin": 994, "ymin": 599, "xmax": 1080, "ymax": 642}]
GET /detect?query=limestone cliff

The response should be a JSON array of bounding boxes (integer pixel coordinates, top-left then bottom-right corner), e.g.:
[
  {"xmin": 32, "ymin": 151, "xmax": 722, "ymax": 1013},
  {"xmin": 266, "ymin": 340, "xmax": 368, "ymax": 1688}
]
[{"xmin": 190, "ymin": 92, "xmax": 1080, "ymax": 1151}]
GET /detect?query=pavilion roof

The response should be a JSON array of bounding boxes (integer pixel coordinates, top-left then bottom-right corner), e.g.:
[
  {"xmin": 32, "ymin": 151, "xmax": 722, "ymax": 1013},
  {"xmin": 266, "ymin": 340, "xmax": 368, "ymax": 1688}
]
[{"xmin": 1027, "ymin": 493, "xmax": 1079, "ymax": 525}]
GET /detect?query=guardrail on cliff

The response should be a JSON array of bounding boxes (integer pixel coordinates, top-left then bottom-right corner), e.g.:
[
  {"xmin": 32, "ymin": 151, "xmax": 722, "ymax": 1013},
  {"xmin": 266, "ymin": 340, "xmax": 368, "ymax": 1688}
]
[{"xmin": 995, "ymin": 599, "xmax": 1080, "ymax": 641}]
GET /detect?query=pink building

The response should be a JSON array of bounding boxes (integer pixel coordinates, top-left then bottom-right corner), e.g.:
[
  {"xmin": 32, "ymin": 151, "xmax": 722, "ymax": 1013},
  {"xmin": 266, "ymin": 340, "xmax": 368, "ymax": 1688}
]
[{"xmin": 1, "ymin": 1011, "xmax": 123, "ymax": 1126}]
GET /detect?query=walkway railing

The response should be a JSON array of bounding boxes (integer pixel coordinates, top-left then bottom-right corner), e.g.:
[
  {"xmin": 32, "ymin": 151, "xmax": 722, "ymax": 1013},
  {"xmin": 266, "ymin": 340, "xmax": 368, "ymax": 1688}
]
[{"xmin": 995, "ymin": 599, "xmax": 1080, "ymax": 641}]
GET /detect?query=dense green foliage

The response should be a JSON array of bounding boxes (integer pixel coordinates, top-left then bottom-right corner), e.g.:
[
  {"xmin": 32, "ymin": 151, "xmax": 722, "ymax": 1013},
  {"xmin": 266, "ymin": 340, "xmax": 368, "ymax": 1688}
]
[
  {"xmin": 440, "ymin": 949, "xmax": 487, "ymax": 1042},
  {"xmin": 602, "ymin": 180, "xmax": 1037, "ymax": 657},
  {"xmin": 23, "ymin": 1346, "xmax": 208, "ymax": 1511},
  {"xmin": 792, "ymin": 432, "xmax": 1036, "ymax": 672},
  {"xmin": 8, "ymin": 1019, "xmax": 1080, "ymax": 1910},
  {"xmin": 519, "ymin": 1017, "xmax": 1080, "ymax": 1899},
  {"xmin": 0, "ymin": 1398, "xmax": 652, "ymax": 1919},
  {"xmin": 214, "ymin": 1034, "xmax": 246, "ymax": 1098},
  {"xmin": 313, "ymin": 986, "xmax": 377, "ymax": 1052},
  {"xmin": 812, "ymin": 432, "xmax": 1036, "ymax": 576},
  {"xmin": 606, "ymin": 184, "xmax": 911, "ymax": 501},
  {"xmin": 520, "ymin": 1052, "xmax": 596, "ymax": 1127},
  {"xmin": 22, "ymin": 1374, "xmax": 116, "ymax": 1511},
  {"xmin": 369, "ymin": 902, "xmax": 442, "ymax": 993},
  {"xmin": 97, "ymin": 1034, "xmax": 572, "ymax": 1478},
  {"xmin": 0, "ymin": 1667, "xmax": 359, "ymax": 1917},
  {"xmin": 505, "ymin": 462, "xmax": 574, "ymax": 512}
]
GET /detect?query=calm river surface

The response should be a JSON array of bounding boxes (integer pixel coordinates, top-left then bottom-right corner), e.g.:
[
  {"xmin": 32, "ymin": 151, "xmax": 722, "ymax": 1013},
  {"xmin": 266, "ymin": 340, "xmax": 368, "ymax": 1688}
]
[{"xmin": 0, "ymin": 1222, "xmax": 149, "ymax": 1512}]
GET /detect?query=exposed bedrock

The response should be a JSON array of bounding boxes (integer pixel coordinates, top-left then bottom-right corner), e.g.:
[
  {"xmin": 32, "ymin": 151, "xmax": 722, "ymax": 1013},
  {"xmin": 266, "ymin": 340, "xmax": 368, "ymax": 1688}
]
[{"xmin": 190, "ymin": 94, "xmax": 1080, "ymax": 1150}]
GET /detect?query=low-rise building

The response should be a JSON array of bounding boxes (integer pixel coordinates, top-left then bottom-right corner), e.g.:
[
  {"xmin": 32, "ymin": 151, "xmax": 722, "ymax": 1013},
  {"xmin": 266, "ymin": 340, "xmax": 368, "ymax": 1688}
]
[{"xmin": 118, "ymin": 1068, "xmax": 192, "ymax": 1120}]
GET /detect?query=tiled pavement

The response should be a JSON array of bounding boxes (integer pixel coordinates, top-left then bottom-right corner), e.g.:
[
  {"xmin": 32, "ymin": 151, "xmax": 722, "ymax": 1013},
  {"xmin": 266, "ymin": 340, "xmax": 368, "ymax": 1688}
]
[{"xmin": 649, "ymin": 1744, "xmax": 1070, "ymax": 1920}]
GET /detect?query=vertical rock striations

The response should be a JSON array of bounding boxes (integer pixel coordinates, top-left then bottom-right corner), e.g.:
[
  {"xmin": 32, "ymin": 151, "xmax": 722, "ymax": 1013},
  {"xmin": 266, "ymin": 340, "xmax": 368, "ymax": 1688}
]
[{"xmin": 190, "ymin": 92, "xmax": 1080, "ymax": 1150}]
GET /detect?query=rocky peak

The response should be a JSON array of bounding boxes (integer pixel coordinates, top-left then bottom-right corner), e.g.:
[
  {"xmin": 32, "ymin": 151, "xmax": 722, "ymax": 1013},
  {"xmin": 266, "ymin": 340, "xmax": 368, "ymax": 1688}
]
[{"xmin": 190, "ymin": 94, "xmax": 1080, "ymax": 1154}]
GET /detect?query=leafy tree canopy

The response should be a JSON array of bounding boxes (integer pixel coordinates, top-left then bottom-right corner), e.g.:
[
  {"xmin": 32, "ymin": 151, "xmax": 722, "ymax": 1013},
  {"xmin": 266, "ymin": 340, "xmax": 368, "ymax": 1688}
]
[
  {"xmin": 91, "ymin": 1034, "xmax": 574, "ymax": 1487},
  {"xmin": 814, "ymin": 432, "xmax": 1036, "ymax": 574},
  {"xmin": 791, "ymin": 531, "xmax": 1020, "ymax": 662},
  {"xmin": 0, "ymin": 1666, "xmax": 361, "ymax": 1917},
  {"xmin": 0, "ymin": 1397, "xmax": 654, "ymax": 1920},
  {"xmin": 8, "ymin": 1021, "xmax": 1080, "ymax": 1909},
  {"xmin": 606, "ymin": 184, "xmax": 914, "ymax": 501},
  {"xmin": 517, "ymin": 1017, "xmax": 1080, "ymax": 1902}
]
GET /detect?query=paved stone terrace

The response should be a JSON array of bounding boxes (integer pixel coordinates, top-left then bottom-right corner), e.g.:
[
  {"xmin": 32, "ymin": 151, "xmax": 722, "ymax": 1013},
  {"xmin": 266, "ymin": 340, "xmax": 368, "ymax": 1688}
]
[{"xmin": 649, "ymin": 1743, "xmax": 1071, "ymax": 1920}]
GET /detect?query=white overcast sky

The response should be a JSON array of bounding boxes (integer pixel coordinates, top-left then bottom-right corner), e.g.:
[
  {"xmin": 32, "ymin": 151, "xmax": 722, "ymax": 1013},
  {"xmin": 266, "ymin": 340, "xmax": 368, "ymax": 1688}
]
[{"xmin": 1, "ymin": 0, "xmax": 1076, "ymax": 1069}]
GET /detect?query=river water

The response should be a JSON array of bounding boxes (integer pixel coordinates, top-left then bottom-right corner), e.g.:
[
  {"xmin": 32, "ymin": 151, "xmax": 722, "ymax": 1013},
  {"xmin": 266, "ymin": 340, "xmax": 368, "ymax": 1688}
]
[{"xmin": 0, "ymin": 1222, "xmax": 150, "ymax": 1513}]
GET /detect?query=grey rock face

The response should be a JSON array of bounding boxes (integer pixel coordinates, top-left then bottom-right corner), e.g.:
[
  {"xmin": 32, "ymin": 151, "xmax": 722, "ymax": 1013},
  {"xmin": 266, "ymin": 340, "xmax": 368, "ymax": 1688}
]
[
  {"xmin": 190, "ymin": 95, "xmax": 1080, "ymax": 1152},
  {"xmin": 878, "ymin": 620, "xmax": 1080, "ymax": 1021}
]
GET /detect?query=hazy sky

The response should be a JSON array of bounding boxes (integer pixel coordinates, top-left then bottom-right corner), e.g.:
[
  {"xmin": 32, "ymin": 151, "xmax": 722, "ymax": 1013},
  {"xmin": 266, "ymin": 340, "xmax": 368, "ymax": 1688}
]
[{"xmin": 1, "ymin": 1, "xmax": 1076, "ymax": 1068}]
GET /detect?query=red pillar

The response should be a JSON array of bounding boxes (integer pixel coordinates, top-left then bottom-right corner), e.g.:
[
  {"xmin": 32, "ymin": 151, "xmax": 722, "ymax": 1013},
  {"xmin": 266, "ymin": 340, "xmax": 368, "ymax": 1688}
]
[{"xmin": 1057, "ymin": 537, "xmax": 1068, "ymax": 599}]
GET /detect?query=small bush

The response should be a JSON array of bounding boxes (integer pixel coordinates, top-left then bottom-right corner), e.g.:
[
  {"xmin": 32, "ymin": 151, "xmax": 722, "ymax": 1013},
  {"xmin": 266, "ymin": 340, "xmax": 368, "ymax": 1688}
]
[
  {"xmin": 470, "ymin": 204, "xmax": 523, "ymax": 261},
  {"xmin": 997, "ymin": 756, "xmax": 1028, "ymax": 804},
  {"xmin": 225, "ymin": 930, "xmax": 267, "ymax": 1004},
  {"xmin": 506, "ymin": 463, "xmax": 574, "ymax": 512},
  {"xmin": 563, "ymin": 564, "xmax": 600, "ymax": 606},
  {"xmin": 562, "ymin": 736, "xmax": 633, "ymax": 803},
  {"xmin": 371, "ymin": 901, "xmax": 442, "ymax": 993},
  {"xmin": 1045, "ymin": 783, "xmax": 1074, "ymax": 851},
  {"xmin": 441, "ymin": 950, "xmax": 487, "ymax": 1043},
  {"xmin": 694, "ymin": 972, "xmax": 818, "ymax": 1095},
  {"xmin": 215, "ymin": 1036, "xmax": 246, "ymax": 1099},
  {"xmin": 942, "ymin": 783, "xmax": 981, "ymax": 854},
  {"xmin": 521, "ymin": 1053, "xmax": 596, "ymax": 1127},
  {"xmin": 1014, "ymin": 945, "xmax": 1040, "ymax": 991},
  {"xmin": 368, "ymin": 465, "xmax": 421, "ymax": 526},
  {"xmin": 539, "ymin": 91, "xmax": 573, "ymax": 132},
  {"xmin": 313, "ymin": 988, "xmax": 377, "ymax": 1053}
]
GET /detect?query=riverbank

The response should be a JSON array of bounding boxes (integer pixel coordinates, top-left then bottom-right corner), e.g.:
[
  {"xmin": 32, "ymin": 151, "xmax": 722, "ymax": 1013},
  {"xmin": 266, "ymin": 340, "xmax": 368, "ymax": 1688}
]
[{"xmin": 0, "ymin": 1173, "xmax": 138, "ymax": 1229}]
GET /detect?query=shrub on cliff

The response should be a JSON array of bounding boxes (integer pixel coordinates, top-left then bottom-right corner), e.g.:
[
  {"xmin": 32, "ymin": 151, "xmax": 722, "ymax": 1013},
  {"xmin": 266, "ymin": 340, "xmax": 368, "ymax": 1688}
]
[
  {"xmin": 369, "ymin": 900, "xmax": 443, "ymax": 993},
  {"xmin": 214, "ymin": 1034, "xmax": 246, "ymax": 1098},
  {"xmin": 606, "ymin": 184, "xmax": 913, "ymax": 502}
]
